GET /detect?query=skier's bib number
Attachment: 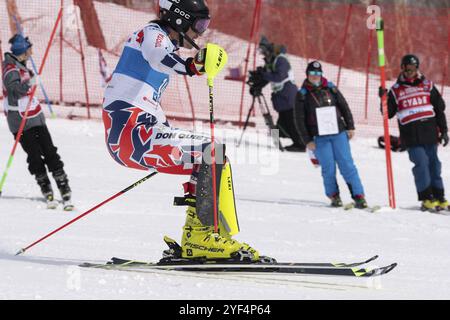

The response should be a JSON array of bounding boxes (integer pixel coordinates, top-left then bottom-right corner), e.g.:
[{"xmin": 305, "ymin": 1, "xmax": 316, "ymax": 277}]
[{"xmin": 316, "ymin": 106, "xmax": 339, "ymax": 135}]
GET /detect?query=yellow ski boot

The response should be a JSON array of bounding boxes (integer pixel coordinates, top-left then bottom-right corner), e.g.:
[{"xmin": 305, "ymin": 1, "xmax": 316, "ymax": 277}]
[
  {"xmin": 421, "ymin": 199, "xmax": 439, "ymax": 212},
  {"xmin": 181, "ymin": 206, "xmax": 245, "ymax": 260},
  {"xmin": 437, "ymin": 198, "xmax": 449, "ymax": 211}
]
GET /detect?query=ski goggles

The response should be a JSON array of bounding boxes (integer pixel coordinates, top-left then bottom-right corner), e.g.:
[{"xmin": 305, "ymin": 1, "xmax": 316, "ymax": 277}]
[
  {"xmin": 192, "ymin": 18, "xmax": 210, "ymax": 35},
  {"xmin": 308, "ymin": 71, "xmax": 322, "ymax": 76}
]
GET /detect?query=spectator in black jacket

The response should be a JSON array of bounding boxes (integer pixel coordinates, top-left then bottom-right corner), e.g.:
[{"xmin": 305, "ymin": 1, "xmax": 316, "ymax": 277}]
[
  {"xmin": 258, "ymin": 36, "xmax": 305, "ymax": 152},
  {"xmin": 380, "ymin": 54, "xmax": 448, "ymax": 212},
  {"xmin": 294, "ymin": 61, "xmax": 367, "ymax": 209}
]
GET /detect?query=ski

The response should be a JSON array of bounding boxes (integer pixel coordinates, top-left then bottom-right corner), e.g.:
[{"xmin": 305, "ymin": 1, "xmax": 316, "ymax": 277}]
[
  {"xmin": 343, "ymin": 203, "xmax": 382, "ymax": 213},
  {"xmin": 80, "ymin": 258, "xmax": 396, "ymax": 277},
  {"xmin": 82, "ymin": 254, "xmax": 379, "ymax": 269}
]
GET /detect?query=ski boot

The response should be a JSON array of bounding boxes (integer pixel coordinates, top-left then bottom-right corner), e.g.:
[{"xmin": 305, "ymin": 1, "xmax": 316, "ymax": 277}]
[
  {"xmin": 36, "ymin": 173, "xmax": 57, "ymax": 209},
  {"xmin": 436, "ymin": 198, "xmax": 450, "ymax": 211},
  {"xmin": 181, "ymin": 206, "xmax": 259, "ymax": 262},
  {"xmin": 53, "ymin": 169, "xmax": 74, "ymax": 211},
  {"xmin": 330, "ymin": 193, "xmax": 343, "ymax": 207},
  {"xmin": 420, "ymin": 198, "xmax": 439, "ymax": 212},
  {"xmin": 354, "ymin": 195, "xmax": 368, "ymax": 209}
]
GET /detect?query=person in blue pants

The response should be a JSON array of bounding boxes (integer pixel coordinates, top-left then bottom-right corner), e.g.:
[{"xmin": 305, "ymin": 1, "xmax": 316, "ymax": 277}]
[
  {"xmin": 294, "ymin": 61, "xmax": 367, "ymax": 208},
  {"xmin": 379, "ymin": 54, "xmax": 448, "ymax": 211}
]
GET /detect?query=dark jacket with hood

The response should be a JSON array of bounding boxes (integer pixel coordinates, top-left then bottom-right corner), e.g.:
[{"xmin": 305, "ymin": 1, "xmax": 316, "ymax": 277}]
[
  {"xmin": 386, "ymin": 73, "xmax": 447, "ymax": 148},
  {"xmin": 293, "ymin": 77, "xmax": 355, "ymax": 145},
  {"xmin": 261, "ymin": 46, "xmax": 298, "ymax": 113}
]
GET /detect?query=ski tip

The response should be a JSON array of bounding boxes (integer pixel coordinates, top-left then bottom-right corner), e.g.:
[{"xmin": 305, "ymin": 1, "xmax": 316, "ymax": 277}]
[{"xmin": 15, "ymin": 248, "xmax": 25, "ymax": 256}]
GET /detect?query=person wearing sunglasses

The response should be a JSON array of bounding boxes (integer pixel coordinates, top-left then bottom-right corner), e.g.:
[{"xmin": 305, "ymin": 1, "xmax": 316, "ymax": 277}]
[
  {"xmin": 379, "ymin": 54, "xmax": 448, "ymax": 212},
  {"xmin": 2, "ymin": 34, "xmax": 73, "ymax": 210},
  {"xmin": 294, "ymin": 61, "xmax": 368, "ymax": 209},
  {"xmin": 101, "ymin": 0, "xmax": 260, "ymax": 261},
  {"xmin": 257, "ymin": 36, "xmax": 306, "ymax": 152}
]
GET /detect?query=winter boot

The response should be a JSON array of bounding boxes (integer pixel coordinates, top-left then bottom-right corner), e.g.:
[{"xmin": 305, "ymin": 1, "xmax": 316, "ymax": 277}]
[
  {"xmin": 181, "ymin": 205, "xmax": 257, "ymax": 261},
  {"xmin": 354, "ymin": 195, "xmax": 368, "ymax": 209},
  {"xmin": 35, "ymin": 173, "xmax": 57, "ymax": 209},
  {"xmin": 437, "ymin": 198, "xmax": 450, "ymax": 211},
  {"xmin": 421, "ymin": 198, "xmax": 440, "ymax": 212},
  {"xmin": 330, "ymin": 193, "xmax": 343, "ymax": 207},
  {"xmin": 53, "ymin": 169, "xmax": 73, "ymax": 211}
]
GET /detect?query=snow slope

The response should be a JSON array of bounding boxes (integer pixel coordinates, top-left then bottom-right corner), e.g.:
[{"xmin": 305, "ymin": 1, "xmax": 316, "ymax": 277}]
[{"xmin": 0, "ymin": 114, "xmax": 450, "ymax": 300}]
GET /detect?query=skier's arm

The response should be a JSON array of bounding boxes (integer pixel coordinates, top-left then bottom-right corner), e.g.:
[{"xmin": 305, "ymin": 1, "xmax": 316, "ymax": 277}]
[
  {"xmin": 293, "ymin": 91, "xmax": 312, "ymax": 145},
  {"xmin": 431, "ymin": 85, "xmax": 448, "ymax": 134},
  {"xmin": 3, "ymin": 68, "xmax": 31, "ymax": 101},
  {"xmin": 381, "ymin": 89, "xmax": 398, "ymax": 119},
  {"xmin": 140, "ymin": 28, "xmax": 190, "ymax": 76},
  {"xmin": 333, "ymin": 87, "xmax": 355, "ymax": 130},
  {"xmin": 261, "ymin": 56, "xmax": 290, "ymax": 83}
]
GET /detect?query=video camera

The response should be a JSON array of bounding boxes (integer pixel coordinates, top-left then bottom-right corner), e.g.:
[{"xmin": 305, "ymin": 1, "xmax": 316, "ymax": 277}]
[{"xmin": 247, "ymin": 66, "xmax": 268, "ymax": 97}]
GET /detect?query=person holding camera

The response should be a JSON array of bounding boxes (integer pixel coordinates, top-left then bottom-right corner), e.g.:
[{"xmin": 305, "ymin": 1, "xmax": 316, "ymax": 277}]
[
  {"xmin": 379, "ymin": 54, "xmax": 448, "ymax": 212},
  {"xmin": 255, "ymin": 36, "xmax": 305, "ymax": 152},
  {"xmin": 2, "ymin": 34, "xmax": 72, "ymax": 210},
  {"xmin": 294, "ymin": 61, "xmax": 367, "ymax": 209}
]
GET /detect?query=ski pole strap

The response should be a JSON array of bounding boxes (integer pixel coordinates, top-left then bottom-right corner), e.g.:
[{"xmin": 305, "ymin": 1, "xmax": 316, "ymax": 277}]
[{"xmin": 173, "ymin": 195, "xmax": 196, "ymax": 207}]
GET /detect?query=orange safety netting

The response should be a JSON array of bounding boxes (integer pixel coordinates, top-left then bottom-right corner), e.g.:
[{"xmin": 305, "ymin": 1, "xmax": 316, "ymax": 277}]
[{"xmin": 1, "ymin": 0, "xmax": 449, "ymax": 137}]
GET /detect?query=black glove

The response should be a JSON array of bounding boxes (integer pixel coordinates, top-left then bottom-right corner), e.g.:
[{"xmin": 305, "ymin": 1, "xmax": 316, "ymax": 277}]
[
  {"xmin": 439, "ymin": 131, "xmax": 449, "ymax": 147},
  {"xmin": 186, "ymin": 48, "xmax": 206, "ymax": 76},
  {"xmin": 378, "ymin": 86, "xmax": 387, "ymax": 98}
]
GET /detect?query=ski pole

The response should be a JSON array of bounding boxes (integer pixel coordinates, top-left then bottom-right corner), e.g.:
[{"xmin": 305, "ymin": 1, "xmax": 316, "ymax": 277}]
[
  {"xmin": 204, "ymin": 43, "xmax": 228, "ymax": 233},
  {"xmin": 13, "ymin": 15, "xmax": 56, "ymax": 118},
  {"xmin": 0, "ymin": 8, "xmax": 62, "ymax": 197},
  {"xmin": 376, "ymin": 18, "xmax": 396, "ymax": 209},
  {"xmin": 15, "ymin": 172, "xmax": 158, "ymax": 256}
]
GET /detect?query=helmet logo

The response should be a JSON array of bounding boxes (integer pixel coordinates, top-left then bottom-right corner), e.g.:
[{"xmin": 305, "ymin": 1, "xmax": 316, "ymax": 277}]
[
  {"xmin": 174, "ymin": 7, "xmax": 191, "ymax": 20},
  {"xmin": 176, "ymin": 18, "xmax": 182, "ymax": 25},
  {"xmin": 313, "ymin": 62, "xmax": 321, "ymax": 68}
]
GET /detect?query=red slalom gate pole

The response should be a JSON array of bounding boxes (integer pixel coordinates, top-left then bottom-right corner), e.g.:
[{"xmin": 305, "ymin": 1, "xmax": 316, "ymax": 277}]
[
  {"xmin": 376, "ymin": 18, "xmax": 396, "ymax": 209},
  {"xmin": 15, "ymin": 172, "xmax": 157, "ymax": 256},
  {"xmin": 0, "ymin": 8, "xmax": 63, "ymax": 196},
  {"xmin": 74, "ymin": 0, "xmax": 91, "ymax": 119},
  {"xmin": 60, "ymin": 0, "xmax": 64, "ymax": 103},
  {"xmin": 238, "ymin": 0, "xmax": 261, "ymax": 127},
  {"xmin": 336, "ymin": 3, "xmax": 352, "ymax": 88}
]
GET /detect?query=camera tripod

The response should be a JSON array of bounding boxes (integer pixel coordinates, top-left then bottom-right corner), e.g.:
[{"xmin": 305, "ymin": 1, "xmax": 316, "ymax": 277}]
[{"xmin": 236, "ymin": 93, "xmax": 284, "ymax": 151}]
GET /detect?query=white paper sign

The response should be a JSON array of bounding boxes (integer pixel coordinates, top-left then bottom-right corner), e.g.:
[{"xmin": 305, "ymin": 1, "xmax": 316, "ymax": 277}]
[
  {"xmin": 17, "ymin": 95, "xmax": 40, "ymax": 113},
  {"xmin": 316, "ymin": 106, "xmax": 339, "ymax": 135}
]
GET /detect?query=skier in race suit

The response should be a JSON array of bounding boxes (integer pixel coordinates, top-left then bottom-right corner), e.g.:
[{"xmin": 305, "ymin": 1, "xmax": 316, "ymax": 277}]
[{"xmin": 102, "ymin": 0, "xmax": 259, "ymax": 261}]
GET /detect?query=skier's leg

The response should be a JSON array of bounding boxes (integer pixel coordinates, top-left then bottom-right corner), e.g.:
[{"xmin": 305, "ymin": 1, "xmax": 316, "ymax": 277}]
[
  {"xmin": 36, "ymin": 125, "xmax": 72, "ymax": 202},
  {"xmin": 332, "ymin": 132, "xmax": 365, "ymax": 199},
  {"xmin": 407, "ymin": 145, "xmax": 433, "ymax": 201},
  {"xmin": 314, "ymin": 135, "xmax": 339, "ymax": 198},
  {"xmin": 424, "ymin": 144, "xmax": 445, "ymax": 199},
  {"xmin": 102, "ymin": 103, "xmax": 258, "ymax": 260},
  {"xmin": 15, "ymin": 127, "xmax": 53, "ymax": 198}
]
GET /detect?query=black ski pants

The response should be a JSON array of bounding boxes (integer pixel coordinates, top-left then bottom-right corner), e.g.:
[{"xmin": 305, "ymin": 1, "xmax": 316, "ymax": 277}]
[
  {"xmin": 277, "ymin": 109, "xmax": 305, "ymax": 147},
  {"xmin": 14, "ymin": 125, "xmax": 64, "ymax": 176}
]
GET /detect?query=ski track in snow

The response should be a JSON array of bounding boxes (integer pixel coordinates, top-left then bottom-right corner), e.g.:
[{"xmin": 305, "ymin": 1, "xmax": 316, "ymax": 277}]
[{"xmin": 1, "ymin": 116, "xmax": 450, "ymax": 299}]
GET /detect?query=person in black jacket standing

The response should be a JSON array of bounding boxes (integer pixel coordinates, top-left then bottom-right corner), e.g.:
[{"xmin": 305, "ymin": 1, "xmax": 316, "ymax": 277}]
[
  {"xmin": 381, "ymin": 54, "xmax": 448, "ymax": 211},
  {"xmin": 294, "ymin": 61, "xmax": 367, "ymax": 208}
]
